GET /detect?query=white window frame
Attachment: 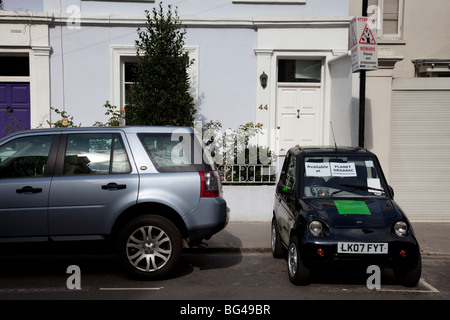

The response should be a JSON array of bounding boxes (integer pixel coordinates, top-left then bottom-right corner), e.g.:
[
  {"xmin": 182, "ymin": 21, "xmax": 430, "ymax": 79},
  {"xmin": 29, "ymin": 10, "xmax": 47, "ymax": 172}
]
[
  {"xmin": 110, "ymin": 46, "xmax": 198, "ymax": 111},
  {"xmin": 367, "ymin": 0, "xmax": 404, "ymax": 40},
  {"xmin": 121, "ymin": 57, "xmax": 139, "ymax": 107},
  {"xmin": 110, "ymin": 46, "xmax": 136, "ymax": 110}
]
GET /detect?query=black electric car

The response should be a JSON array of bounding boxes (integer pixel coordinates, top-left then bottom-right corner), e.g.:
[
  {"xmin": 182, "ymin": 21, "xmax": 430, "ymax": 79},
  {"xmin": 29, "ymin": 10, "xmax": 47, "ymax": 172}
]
[{"xmin": 271, "ymin": 146, "xmax": 421, "ymax": 287}]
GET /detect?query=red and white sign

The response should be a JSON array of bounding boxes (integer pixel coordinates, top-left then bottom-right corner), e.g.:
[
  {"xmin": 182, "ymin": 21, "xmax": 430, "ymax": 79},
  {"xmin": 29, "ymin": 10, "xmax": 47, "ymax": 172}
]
[{"xmin": 350, "ymin": 17, "xmax": 378, "ymax": 72}]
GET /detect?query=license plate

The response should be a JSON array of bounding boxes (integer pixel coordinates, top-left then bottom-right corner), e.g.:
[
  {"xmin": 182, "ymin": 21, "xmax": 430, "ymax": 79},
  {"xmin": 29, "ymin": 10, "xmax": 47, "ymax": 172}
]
[{"xmin": 337, "ymin": 242, "xmax": 388, "ymax": 254}]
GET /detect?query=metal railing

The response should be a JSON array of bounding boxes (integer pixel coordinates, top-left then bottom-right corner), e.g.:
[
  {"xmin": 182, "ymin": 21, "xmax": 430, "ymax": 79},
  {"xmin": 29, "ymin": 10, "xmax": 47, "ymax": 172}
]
[{"xmin": 218, "ymin": 163, "xmax": 277, "ymax": 184}]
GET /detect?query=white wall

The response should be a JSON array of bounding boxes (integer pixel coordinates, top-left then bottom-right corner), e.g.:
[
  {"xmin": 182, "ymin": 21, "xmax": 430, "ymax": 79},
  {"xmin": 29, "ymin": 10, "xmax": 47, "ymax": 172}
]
[
  {"xmin": 255, "ymin": 21, "xmax": 352, "ymax": 150},
  {"xmin": 328, "ymin": 54, "xmax": 359, "ymax": 147},
  {"xmin": 364, "ymin": 69, "xmax": 396, "ymax": 173},
  {"xmin": 390, "ymin": 0, "xmax": 450, "ymax": 78},
  {"xmin": 348, "ymin": 0, "xmax": 450, "ymax": 176},
  {"xmin": 223, "ymin": 185, "xmax": 275, "ymax": 222}
]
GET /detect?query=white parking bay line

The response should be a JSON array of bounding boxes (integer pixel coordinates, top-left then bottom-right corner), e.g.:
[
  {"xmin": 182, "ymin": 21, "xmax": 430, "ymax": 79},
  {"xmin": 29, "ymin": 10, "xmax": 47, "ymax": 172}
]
[
  {"xmin": 421, "ymin": 279, "xmax": 440, "ymax": 293},
  {"xmin": 99, "ymin": 287, "xmax": 164, "ymax": 291},
  {"xmin": 378, "ymin": 279, "xmax": 439, "ymax": 293}
]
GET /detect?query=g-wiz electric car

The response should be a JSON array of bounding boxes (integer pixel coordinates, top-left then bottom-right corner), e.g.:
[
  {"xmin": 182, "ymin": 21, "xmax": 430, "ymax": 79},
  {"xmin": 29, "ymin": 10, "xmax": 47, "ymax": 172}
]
[
  {"xmin": 0, "ymin": 126, "xmax": 228, "ymax": 280},
  {"xmin": 271, "ymin": 146, "xmax": 421, "ymax": 286}
]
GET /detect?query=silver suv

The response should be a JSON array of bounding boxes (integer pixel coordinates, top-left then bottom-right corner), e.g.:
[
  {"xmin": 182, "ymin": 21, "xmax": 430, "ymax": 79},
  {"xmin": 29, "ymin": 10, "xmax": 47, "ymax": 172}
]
[{"xmin": 0, "ymin": 126, "xmax": 229, "ymax": 279}]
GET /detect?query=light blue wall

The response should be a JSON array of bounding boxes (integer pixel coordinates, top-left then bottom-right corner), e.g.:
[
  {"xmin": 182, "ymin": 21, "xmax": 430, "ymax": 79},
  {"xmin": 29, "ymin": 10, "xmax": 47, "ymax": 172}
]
[
  {"xmin": 186, "ymin": 28, "xmax": 257, "ymax": 129},
  {"xmin": 48, "ymin": 22, "xmax": 257, "ymax": 127},
  {"xmin": 49, "ymin": 26, "xmax": 112, "ymax": 125},
  {"xmin": 4, "ymin": 0, "xmax": 349, "ymax": 16},
  {"xmin": 3, "ymin": 0, "xmax": 350, "ymax": 128},
  {"xmin": 38, "ymin": 0, "xmax": 348, "ymax": 16},
  {"xmin": 2, "ymin": 0, "xmax": 43, "ymax": 11}
]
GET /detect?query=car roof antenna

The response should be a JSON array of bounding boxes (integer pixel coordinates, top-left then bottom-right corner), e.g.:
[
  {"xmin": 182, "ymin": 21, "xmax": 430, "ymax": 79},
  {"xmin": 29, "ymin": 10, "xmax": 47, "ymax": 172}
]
[{"xmin": 330, "ymin": 121, "xmax": 338, "ymax": 152}]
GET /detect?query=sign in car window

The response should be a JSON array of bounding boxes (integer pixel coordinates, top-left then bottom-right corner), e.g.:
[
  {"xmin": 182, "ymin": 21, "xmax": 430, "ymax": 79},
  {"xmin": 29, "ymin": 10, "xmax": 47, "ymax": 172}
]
[
  {"xmin": 305, "ymin": 162, "xmax": 357, "ymax": 177},
  {"xmin": 330, "ymin": 162, "xmax": 357, "ymax": 177},
  {"xmin": 305, "ymin": 162, "xmax": 330, "ymax": 177}
]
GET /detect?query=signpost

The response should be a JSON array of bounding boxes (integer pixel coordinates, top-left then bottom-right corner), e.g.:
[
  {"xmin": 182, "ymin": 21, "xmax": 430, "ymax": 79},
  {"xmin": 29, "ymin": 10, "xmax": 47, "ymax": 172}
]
[
  {"xmin": 350, "ymin": 16, "xmax": 378, "ymax": 72},
  {"xmin": 354, "ymin": 0, "xmax": 377, "ymax": 148}
]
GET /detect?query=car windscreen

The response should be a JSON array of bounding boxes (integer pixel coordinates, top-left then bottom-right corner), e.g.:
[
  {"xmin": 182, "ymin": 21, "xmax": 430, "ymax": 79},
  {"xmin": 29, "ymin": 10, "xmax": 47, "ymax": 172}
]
[
  {"xmin": 303, "ymin": 155, "xmax": 387, "ymax": 198},
  {"xmin": 138, "ymin": 132, "xmax": 214, "ymax": 173}
]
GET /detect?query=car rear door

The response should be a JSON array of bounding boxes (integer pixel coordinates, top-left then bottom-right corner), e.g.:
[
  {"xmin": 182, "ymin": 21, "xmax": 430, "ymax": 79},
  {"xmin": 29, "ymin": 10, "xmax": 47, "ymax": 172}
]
[
  {"xmin": 0, "ymin": 133, "xmax": 58, "ymax": 241},
  {"xmin": 48, "ymin": 130, "xmax": 139, "ymax": 239}
]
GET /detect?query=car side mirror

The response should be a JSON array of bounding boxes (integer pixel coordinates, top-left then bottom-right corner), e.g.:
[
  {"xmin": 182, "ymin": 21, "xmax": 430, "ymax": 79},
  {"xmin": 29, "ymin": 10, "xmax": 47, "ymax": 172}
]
[
  {"xmin": 388, "ymin": 185, "xmax": 394, "ymax": 198},
  {"xmin": 277, "ymin": 184, "xmax": 294, "ymax": 196}
]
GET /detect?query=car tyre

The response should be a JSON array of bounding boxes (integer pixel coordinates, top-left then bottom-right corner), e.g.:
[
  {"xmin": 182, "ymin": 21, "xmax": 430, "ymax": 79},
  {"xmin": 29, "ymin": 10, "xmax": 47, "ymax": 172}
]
[
  {"xmin": 271, "ymin": 218, "xmax": 284, "ymax": 258},
  {"xmin": 287, "ymin": 236, "xmax": 311, "ymax": 285},
  {"xmin": 117, "ymin": 215, "xmax": 183, "ymax": 280},
  {"xmin": 394, "ymin": 257, "xmax": 422, "ymax": 287}
]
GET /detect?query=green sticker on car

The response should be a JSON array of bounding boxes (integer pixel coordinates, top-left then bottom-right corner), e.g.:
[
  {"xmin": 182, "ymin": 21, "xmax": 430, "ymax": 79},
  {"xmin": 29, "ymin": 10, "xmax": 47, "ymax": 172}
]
[{"xmin": 334, "ymin": 200, "xmax": 371, "ymax": 215}]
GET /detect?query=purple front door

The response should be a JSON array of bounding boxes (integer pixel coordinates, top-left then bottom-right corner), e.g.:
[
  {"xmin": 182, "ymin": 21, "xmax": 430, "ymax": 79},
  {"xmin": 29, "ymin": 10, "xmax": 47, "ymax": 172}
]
[{"xmin": 0, "ymin": 83, "xmax": 31, "ymax": 138}]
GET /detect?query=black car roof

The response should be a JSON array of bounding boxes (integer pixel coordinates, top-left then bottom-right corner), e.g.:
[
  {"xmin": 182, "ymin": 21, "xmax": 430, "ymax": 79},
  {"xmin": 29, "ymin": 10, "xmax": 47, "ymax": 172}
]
[{"xmin": 289, "ymin": 145, "xmax": 375, "ymax": 156}]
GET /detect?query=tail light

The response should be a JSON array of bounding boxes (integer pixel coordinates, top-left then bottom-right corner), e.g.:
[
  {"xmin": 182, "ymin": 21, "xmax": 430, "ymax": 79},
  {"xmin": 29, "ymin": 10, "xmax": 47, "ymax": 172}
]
[{"xmin": 199, "ymin": 171, "xmax": 221, "ymax": 198}]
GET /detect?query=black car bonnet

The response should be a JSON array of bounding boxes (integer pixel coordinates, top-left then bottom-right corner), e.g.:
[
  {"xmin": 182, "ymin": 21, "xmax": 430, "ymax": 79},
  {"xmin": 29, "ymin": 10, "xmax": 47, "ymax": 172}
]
[{"xmin": 305, "ymin": 198, "xmax": 402, "ymax": 228}]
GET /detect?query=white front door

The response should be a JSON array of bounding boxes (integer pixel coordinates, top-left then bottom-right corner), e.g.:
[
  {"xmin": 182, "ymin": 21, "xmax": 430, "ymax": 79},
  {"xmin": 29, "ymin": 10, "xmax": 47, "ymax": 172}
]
[{"xmin": 277, "ymin": 85, "xmax": 321, "ymax": 152}]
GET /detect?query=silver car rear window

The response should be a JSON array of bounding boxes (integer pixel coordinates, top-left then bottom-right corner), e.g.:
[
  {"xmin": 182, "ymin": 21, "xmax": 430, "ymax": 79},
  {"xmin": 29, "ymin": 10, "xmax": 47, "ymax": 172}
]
[{"xmin": 138, "ymin": 132, "xmax": 213, "ymax": 173}]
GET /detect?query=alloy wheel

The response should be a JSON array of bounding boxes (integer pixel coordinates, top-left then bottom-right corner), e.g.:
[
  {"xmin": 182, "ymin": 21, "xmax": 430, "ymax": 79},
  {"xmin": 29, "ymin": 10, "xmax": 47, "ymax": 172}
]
[
  {"xmin": 288, "ymin": 242, "xmax": 298, "ymax": 277},
  {"xmin": 126, "ymin": 225, "xmax": 172, "ymax": 272}
]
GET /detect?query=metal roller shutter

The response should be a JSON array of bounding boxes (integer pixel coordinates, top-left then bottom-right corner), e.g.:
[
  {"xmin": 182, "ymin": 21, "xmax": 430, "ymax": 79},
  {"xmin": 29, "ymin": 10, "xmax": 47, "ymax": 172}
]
[{"xmin": 389, "ymin": 79, "xmax": 450, "ymax": 222}]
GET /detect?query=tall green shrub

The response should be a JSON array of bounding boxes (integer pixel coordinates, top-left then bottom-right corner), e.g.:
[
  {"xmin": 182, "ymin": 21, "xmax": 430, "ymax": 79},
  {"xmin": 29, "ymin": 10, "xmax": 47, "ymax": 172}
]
[{"xmin": 126, "ymin": 2, "xmax": 196, "ymax": 127}]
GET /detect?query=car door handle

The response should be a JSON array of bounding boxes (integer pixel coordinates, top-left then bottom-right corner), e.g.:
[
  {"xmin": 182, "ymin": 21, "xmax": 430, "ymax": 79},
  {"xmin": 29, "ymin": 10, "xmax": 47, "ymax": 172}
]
[
  {"xmin": 16, "ymin": 186, "xmax": 43, "ymax": 194},
  {"xmin": 101, "ymin": 182, "xmax": 126, "ymax": 190}
]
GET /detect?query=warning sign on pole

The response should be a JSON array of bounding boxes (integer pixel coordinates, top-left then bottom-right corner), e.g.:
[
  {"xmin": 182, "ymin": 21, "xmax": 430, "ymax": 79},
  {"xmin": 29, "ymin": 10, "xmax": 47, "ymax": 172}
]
[{"xmin": 350, "ymin": 17, "xmax": 378, "ymax": 72}]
